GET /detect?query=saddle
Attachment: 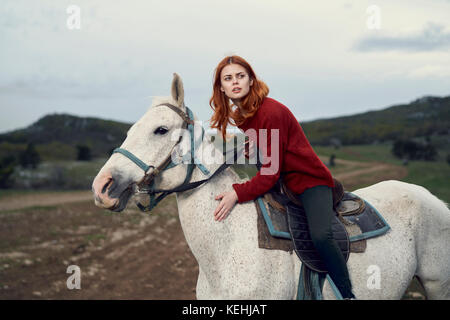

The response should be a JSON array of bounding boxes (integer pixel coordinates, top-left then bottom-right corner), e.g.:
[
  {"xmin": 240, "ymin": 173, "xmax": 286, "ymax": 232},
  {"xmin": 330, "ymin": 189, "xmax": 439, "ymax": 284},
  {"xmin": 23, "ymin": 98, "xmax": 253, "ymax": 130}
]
[{"xmin": 254, "ymin": 178, "xmax": 390, "ymax": 274}]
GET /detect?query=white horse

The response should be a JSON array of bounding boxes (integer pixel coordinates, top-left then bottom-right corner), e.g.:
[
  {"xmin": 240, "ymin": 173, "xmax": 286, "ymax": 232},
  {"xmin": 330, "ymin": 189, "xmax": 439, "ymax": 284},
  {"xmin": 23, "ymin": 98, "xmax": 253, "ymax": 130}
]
[{"xmin": 92, "ymin": 74, "xmax": 450, "ymax": 300}]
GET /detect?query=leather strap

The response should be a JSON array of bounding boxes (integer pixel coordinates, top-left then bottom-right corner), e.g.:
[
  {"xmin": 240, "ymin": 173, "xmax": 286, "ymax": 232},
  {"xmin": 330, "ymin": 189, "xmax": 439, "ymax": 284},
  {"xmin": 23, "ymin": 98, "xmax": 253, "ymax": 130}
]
[
  {"xmin": 113, "ymin": 148, "xmax": 152, "ymax": 172},
  {"xmin": 156, "ymin": 103, "xmax": 194, "ymax": 125}
]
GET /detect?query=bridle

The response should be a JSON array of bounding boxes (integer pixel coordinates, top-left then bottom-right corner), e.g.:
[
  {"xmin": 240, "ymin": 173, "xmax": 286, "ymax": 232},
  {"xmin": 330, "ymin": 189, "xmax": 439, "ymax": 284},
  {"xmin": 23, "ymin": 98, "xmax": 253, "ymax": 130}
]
[{"xmin": 113, "ymin": 103, "xmax": 244, "ymax": 212}]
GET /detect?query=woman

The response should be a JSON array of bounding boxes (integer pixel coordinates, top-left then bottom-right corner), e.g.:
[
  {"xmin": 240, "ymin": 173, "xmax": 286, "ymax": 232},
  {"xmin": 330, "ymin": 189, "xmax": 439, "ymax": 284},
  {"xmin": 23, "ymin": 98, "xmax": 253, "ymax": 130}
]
[{"xmin": 209, "ymin": 55, "xmax": 356, "ymax": 299}]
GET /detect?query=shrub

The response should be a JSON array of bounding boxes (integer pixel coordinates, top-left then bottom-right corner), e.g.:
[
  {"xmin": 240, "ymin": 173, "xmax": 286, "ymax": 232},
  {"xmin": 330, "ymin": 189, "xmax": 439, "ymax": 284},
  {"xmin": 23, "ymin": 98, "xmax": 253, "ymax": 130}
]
[
  {"xmin": 0, "ymin": 155, "xmax": 17, "ymax": 188},
  {"xmin": 77, "ymin": 145, "xmax": 92, "ymax": 161},
  {"xmin": 19, "ymin": 143, "xmax": 41, "ymax": 169},
  {"xmin": 391, "ymin": 139, "xmax": 437, "ymax": 161}
]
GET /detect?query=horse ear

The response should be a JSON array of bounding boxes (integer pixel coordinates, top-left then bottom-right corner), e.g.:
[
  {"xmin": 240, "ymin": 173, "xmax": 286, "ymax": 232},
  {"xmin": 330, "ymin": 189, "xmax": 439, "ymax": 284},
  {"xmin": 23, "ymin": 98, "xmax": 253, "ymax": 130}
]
[{"xmin": 171, "ymin": 73, "xmax": 185, "ymax": 108}]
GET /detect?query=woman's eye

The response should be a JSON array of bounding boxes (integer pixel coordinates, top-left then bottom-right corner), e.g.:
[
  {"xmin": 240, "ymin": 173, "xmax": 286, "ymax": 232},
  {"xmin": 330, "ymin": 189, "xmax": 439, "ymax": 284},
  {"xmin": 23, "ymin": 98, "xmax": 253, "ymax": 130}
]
[{"xmin": 154, "ymin": 126, "xmax": 169, "ymax": 135}]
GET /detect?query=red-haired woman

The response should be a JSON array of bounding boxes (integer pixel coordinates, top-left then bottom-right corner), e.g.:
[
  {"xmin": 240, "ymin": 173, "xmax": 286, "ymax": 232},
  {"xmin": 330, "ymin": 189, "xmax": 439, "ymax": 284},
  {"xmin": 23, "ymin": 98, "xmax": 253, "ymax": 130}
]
[{"xmin": 209, "ymin": 55, "xmax": 356, "ymax": 299}]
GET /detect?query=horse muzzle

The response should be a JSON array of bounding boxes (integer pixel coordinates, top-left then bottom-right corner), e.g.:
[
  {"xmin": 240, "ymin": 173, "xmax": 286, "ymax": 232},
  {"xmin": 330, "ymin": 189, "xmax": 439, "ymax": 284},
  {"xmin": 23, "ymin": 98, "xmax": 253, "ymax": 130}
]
[{"xmin": 92, "ymin": 171, "xmax": 135, "ymax": 211}]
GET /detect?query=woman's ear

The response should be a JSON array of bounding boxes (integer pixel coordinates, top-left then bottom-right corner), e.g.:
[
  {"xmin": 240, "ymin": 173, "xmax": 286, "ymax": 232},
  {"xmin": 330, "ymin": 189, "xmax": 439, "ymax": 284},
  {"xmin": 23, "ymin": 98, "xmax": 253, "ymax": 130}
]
[{"xmin": 250, "ymin": 78, "xmax": 254, "ymax": 86}]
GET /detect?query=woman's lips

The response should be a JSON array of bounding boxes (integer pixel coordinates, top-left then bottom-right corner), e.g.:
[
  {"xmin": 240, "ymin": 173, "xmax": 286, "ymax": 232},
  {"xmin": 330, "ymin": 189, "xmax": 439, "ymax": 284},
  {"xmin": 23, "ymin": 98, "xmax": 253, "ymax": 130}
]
[{"xmin": 232, "ymin": 88, "xmax": 241, "ymax": 93}]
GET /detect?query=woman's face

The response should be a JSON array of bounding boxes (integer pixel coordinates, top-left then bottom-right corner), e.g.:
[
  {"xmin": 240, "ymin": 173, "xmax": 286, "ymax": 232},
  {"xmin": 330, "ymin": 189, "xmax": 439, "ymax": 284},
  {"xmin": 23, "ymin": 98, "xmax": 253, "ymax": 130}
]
[{"xmin": 220, "ymin": 63, "xmax": 253, "ymax": 104}]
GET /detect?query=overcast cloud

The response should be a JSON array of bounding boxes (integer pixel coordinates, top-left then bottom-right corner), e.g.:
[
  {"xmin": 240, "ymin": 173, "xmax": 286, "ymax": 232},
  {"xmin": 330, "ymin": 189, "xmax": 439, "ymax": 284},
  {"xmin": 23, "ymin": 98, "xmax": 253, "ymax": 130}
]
[
  {"xmin": 0, "ymin": 0, "xmax": 449, "ymax": 133},
  {"xmin": 354, "ymin": 22, "xmax": 450, "ymax": 52}
]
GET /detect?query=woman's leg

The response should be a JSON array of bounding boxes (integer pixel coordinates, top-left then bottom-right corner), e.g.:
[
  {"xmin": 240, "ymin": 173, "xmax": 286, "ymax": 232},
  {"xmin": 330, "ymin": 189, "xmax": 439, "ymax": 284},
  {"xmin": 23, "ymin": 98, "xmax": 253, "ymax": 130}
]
[{"xmin": 299, "ymin": 185, "xmax": 355, "ymax": 299}]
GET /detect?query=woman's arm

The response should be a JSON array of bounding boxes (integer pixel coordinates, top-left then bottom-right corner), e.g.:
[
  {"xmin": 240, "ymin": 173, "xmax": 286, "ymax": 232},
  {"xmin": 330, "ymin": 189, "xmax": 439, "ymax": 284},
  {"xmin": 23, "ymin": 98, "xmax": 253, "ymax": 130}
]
[
  {"xmin": 213, "ymin": 140, "xmax": 256, "ymax": 222},
  {"xmin": 232, "ymin": 117, "xmax": 286, "ymax": 203}
]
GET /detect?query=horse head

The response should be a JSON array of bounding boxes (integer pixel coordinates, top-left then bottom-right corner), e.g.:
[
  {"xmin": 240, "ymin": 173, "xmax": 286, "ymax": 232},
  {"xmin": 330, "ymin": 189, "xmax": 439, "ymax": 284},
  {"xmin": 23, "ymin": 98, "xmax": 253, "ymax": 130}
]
[{"xmin": 92, "ymin": 73, "xmax": 200, "ymax": 212}]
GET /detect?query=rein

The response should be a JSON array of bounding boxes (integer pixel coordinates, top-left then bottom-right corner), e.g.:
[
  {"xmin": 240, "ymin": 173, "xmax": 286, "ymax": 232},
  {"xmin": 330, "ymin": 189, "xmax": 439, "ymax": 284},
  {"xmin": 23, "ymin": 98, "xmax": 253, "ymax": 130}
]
[{"xmin": 112, "ymin": 103, "xmax": 245, "ymax": 212}]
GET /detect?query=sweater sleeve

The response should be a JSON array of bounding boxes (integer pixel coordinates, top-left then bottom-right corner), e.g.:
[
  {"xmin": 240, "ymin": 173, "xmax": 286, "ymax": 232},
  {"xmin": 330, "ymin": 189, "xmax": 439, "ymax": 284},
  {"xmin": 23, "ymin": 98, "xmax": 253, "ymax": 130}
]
[{"xmin": 232, "ymin": 117, "xmax": 286, "ymax": 203}]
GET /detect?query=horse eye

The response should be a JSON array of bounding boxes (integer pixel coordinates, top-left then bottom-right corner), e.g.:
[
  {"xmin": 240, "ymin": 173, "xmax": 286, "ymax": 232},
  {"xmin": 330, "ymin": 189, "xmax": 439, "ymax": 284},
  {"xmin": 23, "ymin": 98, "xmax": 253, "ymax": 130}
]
[{"xmin": 154, "ymin": 126, "xmax": 169, "ymax": 135}]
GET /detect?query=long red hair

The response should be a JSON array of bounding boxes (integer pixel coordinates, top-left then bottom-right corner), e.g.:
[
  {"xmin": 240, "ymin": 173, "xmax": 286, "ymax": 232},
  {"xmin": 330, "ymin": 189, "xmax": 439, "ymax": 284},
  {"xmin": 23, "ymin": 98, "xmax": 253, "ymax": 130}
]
[{"xmin": 209, "ymin": 56, "xmax": 269, "ymax": 140}]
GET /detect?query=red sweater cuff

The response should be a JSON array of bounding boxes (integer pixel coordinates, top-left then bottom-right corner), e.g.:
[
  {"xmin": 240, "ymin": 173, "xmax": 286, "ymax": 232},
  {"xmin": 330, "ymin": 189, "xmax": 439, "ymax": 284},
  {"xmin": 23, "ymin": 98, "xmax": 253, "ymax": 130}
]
[{"xmin": 232, "ymin": 183, "xmax": 251, "ymax": 204}]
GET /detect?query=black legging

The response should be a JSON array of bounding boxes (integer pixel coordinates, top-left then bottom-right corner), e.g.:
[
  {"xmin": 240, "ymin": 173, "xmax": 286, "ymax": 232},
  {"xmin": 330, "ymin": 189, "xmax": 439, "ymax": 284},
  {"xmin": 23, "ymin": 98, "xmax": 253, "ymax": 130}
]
[{"xmin": 298, "ymin": 185, "xmax": 355, "ymax": 299}]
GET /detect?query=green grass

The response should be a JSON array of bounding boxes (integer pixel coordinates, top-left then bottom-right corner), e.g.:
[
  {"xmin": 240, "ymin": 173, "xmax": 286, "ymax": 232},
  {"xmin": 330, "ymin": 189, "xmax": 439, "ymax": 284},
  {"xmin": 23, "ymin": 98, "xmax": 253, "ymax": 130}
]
[
  {"xmin": 314, "ymin": 143, "xmax": 450, "ymax": 204},
  {"xmin": 6, "ymin": 158, "xmax": 107, "ymax": 190},
  {"xmin": 3, "ymin": 143, "xmax": 448, "ymax": 205},
  {"xmin": 314, "ymin": 143, "xmax": 403, "ymax": 165},
  {"xmin": 401, "ymin": 160, "xmax": 450, "ymax": 203}
]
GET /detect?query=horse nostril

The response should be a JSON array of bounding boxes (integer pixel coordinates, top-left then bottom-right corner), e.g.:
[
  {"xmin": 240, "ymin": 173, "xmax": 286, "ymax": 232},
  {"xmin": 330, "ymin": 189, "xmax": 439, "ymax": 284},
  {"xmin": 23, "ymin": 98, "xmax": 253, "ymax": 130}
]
[
  {"xmin": 94, "ymin": 195, "xmax": 104, "ymax": 204},
  {"xmin": 102, "ymin": 178, "xmax": 113, "ymax": 194}
]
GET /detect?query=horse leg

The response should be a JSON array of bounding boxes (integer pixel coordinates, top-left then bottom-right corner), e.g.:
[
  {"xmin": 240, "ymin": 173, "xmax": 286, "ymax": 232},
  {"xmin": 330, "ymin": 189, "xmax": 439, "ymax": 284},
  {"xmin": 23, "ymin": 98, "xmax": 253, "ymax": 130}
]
[
  {"xmin": 413, "ymin": 185, "xmax": 450, "ymax": 300},
  {"xmin": 196, "ymin": 266, "xmax": 212, "ymax": 299},
  {"xmin": 321, "ymin": 240, "xmax": 417, "ymax": 300},
  {"xmin": 420, "ymin": 278, "xmax": 450, "ymax": 300},
  {"xmin": 416, "ymin": 229, "xmax": 450, "ymax": 299}
]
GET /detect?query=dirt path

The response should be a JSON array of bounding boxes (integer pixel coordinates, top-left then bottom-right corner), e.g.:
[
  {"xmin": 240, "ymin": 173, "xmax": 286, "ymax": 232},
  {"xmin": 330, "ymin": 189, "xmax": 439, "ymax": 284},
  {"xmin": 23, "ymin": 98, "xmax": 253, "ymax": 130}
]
[
  {"xmin": 0, "ymin": 159, "xmax": 407, "ymax": 212},
  {"xmin": 0, "ymin": 191, "xmax": 93, "ymax": 211},
  {"xmin": 335, "ymin": 163, "xmax": 404, "ymax": 180},
  {"xmin": 322, "ymin": 158, "xmax": 409, "ymax": 191}
]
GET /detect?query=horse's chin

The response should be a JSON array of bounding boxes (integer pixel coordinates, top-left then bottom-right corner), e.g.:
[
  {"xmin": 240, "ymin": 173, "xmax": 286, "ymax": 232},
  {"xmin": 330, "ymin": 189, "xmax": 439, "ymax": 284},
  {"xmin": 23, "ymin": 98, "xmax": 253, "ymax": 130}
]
[{"xmin": 110, "ymin": 187, "xmax": 134, "ymax": 212}]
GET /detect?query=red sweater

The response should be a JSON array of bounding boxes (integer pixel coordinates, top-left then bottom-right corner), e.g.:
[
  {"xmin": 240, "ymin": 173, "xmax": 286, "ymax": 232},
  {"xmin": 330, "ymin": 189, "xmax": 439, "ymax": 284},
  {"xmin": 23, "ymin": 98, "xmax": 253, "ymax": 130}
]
[{"xmin": 232, "ymin": 97, "xmax": 334, "ymax": 203}]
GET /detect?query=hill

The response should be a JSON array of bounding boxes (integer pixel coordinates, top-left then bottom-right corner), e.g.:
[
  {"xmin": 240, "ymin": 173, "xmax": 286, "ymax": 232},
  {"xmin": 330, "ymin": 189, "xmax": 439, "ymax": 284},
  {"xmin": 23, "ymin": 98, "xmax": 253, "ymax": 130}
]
[
  {"xmin": 301, "ymin": 95, "xmax": 450, "ymax": 145},
  {"xmin": 0, "ymin": 95, "xmax": 448, "ymax": 161},
  {"xmin": 0, "ymin": 114, "xmax": 131, "ymax": 160}
]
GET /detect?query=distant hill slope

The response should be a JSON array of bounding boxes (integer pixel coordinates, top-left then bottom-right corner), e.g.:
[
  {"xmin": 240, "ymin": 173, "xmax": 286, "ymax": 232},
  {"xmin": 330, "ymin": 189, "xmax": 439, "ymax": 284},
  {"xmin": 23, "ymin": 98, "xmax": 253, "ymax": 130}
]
[
  {"xmin": 0, "ymin": 95, "xmax": 448, "ymax": 160},
  {"xmin": 0, "ymin": 114, "xmax": 131, "ymax": 159},
  {"xmin": 301, "ymin": 95, "xmax": 450, "ymax": 145}
]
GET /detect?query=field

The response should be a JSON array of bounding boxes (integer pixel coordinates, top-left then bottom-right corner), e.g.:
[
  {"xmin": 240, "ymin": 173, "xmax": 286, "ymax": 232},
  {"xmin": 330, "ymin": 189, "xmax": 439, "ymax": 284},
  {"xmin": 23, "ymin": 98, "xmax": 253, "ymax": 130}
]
[
  {"xmin": 1, "ymin": 142, "xmax": 447, "ymax": 300},
  {"xmin": 0, "ymin": 193, "xmax": 198, "ymax": 299},
  {"xmin": 314, "ymin": 143, "xmax": 450, "ymax": 204}
]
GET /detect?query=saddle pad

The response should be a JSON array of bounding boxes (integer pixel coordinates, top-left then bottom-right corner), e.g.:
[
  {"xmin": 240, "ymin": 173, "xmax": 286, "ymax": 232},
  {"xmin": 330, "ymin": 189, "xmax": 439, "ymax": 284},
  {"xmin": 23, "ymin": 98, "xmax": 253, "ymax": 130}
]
[
  {"xmin": 286, "ymin": 203, "xmax": 350, "ymax": 273},
  {"xmin": 255, "ymin": 200, "xmax": 293, "ymax": 252},
  {"xmin": 339, "ymin": 192, "xmax": 391, "ymax": 241},
  {"xmin": 255, "ymin": 191, "xmax": 391, "ymax": 267}
]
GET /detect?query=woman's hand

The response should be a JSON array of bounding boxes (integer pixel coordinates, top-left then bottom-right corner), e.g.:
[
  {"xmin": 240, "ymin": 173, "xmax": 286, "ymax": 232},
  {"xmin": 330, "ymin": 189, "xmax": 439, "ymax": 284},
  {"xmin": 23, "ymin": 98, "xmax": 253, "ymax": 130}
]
[{"xmin": 214, "ymin": 190, "xmax": 238, "ymax": 222}]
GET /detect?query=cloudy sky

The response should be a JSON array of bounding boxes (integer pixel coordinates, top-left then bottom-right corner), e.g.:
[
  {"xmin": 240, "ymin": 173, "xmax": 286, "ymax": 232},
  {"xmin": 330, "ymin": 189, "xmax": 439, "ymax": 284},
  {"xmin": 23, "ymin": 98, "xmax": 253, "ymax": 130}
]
[{"xmin": 1, "ymin": 0, "xmax": 449, "ymax": 133}]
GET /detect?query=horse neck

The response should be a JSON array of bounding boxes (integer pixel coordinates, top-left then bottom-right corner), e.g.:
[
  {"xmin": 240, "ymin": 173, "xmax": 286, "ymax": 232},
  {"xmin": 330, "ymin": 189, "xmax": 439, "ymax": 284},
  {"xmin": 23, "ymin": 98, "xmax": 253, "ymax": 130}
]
[
  {"xmin": 175, "ymin": 135, "xmax": 256, "ymax": 255},
  {"xmin": 187, "ymin": 134, "xmax": 243, "ymax": 185}
]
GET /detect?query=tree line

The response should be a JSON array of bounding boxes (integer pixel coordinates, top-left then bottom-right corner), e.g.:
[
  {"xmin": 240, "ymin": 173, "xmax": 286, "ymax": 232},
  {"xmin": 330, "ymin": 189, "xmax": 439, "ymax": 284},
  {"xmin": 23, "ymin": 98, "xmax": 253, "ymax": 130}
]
[{"xmin": 0, "ymin": 143, "xmax": 92, "ymax": 188}]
